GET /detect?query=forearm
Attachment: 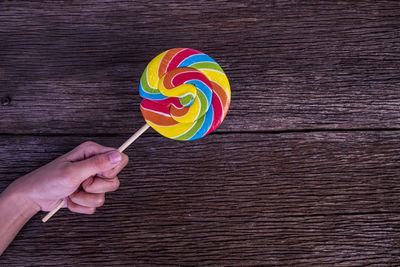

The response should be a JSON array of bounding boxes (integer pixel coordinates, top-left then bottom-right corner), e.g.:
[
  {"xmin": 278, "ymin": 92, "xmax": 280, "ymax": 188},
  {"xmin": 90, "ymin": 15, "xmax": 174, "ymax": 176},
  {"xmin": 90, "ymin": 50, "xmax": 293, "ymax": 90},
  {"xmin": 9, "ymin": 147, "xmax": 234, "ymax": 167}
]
[{"xmin": 0, "ymin": 183, "xmax": 39, "ymax": 255}]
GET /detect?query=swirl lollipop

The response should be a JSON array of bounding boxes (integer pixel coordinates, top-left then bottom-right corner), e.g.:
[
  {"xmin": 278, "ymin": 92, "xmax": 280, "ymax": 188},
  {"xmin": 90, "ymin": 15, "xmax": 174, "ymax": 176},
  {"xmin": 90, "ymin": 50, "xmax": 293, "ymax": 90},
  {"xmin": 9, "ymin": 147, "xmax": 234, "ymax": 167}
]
[
  {"xmin": 42, "ymin": 48, "xmax": 230, "ymax": 222},
  {"xmin": 139, "ymin": 48, "xmax": 231, "ymax": 140}
]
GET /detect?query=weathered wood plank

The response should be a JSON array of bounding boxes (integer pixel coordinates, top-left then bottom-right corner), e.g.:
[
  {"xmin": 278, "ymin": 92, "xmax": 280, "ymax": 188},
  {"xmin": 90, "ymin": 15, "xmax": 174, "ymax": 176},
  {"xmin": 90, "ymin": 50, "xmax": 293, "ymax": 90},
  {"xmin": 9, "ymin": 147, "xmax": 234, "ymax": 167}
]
[
  {"xmin": 0, "ymin": 132, "xmax": 399, "ymax": 265},
  {"xmin": 1, "ymin": 0, "xmax": 399, "ymax": 134},
  {"xmin": 5, "ymin": 213, "xmax": 400, "ymax": 266}
]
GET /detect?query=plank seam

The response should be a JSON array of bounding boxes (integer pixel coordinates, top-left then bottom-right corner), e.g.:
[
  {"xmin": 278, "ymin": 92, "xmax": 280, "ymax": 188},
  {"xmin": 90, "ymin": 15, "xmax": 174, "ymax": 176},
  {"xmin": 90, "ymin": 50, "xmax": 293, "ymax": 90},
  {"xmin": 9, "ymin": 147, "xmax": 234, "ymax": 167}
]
[{"xmin": 0, "ymin": 127, "xmax": 400, "ymax": 137}]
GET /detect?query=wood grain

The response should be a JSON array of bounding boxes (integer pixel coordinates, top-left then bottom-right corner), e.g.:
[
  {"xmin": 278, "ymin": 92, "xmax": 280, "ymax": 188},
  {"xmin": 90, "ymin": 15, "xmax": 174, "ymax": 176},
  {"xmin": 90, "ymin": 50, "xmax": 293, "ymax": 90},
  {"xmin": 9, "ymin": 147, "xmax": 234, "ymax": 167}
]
[
  {"xmin": 1, "ymin": 0, "xmax": 399, "ymax": 265},
  {"xmin": 0, "ymin": 132, "xmax": 400, "ymax": 265},
  {"xmin": 0, "ymin": 0, "xmax": 399, "ymax": 134}
]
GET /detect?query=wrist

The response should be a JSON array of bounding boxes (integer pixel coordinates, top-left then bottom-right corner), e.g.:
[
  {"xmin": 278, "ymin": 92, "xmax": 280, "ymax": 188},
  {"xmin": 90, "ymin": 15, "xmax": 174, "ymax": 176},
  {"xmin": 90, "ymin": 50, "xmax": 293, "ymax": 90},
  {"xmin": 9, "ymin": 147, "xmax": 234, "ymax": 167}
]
[
  {"xmin": 0, "ymin": 179, "xmax": 39, "ymax": 255},
  {"xmin": 1, "ymin": 180, "xmax": 41, "ymax": 216}
]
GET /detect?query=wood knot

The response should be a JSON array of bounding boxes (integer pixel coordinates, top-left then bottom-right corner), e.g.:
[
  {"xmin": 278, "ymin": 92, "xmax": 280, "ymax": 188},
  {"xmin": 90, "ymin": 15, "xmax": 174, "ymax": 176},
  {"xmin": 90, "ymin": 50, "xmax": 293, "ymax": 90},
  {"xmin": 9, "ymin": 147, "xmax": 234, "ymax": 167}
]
[{"xmin": 1, "ymin": 96, "xmax": 11, "ymax": 106}]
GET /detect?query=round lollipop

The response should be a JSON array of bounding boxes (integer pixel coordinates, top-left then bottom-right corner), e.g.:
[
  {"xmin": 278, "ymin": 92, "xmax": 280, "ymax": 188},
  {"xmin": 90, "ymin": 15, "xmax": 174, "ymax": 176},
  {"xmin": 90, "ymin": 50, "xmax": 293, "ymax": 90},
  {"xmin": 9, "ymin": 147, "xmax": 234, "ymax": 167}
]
[
  {"xmin": 42, "ymin": 48, "xmax": 230, "ymax": 222},
  {"xmin": 139, "ymin": 48, "xmax": 231, "ymax": 140}
]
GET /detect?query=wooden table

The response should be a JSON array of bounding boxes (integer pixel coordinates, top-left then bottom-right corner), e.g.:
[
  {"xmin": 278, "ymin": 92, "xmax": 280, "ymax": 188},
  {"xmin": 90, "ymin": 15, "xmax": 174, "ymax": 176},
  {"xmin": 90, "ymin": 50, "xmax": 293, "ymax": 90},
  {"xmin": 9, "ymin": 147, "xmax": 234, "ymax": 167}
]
[{"xmin": 1, "ymin": 1, "xmax": 400, "ymax": 265}]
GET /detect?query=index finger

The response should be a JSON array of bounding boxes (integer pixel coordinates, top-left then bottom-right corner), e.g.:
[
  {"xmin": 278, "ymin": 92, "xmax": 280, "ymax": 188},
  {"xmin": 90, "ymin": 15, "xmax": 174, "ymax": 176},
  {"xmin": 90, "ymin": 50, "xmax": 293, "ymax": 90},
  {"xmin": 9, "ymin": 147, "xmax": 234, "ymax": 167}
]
[{"xmin": 62, "ymin": 141, "xmax": 115, "ymax": 162}]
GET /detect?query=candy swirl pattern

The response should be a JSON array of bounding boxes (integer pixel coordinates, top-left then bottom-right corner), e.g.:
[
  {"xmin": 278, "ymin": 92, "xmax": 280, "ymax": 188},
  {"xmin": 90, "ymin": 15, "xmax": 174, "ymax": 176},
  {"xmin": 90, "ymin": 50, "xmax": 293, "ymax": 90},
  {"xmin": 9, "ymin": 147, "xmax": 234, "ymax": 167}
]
[{"xmin": 139, "ymin": 48, "xmax": 231, "ymax": 140}]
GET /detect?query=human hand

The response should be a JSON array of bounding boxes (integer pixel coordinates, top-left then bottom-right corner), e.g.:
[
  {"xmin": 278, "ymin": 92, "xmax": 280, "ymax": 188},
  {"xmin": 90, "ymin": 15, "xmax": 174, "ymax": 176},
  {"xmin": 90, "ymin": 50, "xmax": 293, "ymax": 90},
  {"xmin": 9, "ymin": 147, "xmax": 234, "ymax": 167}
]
[{"xmin": 6, "ymin": 141, "xmax": 129, "ymax": 214}]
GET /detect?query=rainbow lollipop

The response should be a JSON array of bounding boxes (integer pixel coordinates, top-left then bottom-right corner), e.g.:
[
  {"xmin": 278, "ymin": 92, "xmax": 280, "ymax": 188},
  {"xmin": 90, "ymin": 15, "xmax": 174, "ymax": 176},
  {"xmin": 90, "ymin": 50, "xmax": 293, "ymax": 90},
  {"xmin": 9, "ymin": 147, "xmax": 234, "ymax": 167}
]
[
  {"xmin": 139, "ymin": 48, "xmax": 231, "ymax": 140},
  {"xmin": 42, "ymin": 48, "xmax": 230, "ymax": 222}
]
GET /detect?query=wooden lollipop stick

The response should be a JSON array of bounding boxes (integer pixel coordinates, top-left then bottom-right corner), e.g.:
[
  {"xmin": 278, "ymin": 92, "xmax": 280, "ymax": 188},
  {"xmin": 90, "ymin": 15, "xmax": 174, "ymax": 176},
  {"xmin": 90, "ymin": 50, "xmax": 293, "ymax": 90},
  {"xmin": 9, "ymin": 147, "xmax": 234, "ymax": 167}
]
[
  {"xmin": 118, "ymin": 123, "xmax": 150, "ymax": 152},
  {"xmin": 42, "ymin": 123, "xmax": 150, "ymax": 223},
  {"xmin": 42, "ymin": 200, "xmax": 65, "ymax": 222}
]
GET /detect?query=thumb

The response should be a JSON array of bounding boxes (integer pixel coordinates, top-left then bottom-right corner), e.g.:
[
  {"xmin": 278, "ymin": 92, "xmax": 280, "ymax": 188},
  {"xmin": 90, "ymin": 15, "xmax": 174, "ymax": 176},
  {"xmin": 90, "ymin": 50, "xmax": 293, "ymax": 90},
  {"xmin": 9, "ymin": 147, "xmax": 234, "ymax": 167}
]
[{"xmin": 68, "ymin": 150, "xmax": 122, "ymax": 183}]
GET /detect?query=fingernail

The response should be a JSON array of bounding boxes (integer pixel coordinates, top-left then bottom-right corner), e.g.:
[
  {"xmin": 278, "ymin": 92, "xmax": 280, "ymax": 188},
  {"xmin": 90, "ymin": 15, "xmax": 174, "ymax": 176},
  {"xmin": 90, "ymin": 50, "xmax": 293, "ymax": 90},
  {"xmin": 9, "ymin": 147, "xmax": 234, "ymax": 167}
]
[{"xmin": 108, "ymin": 151, "xmax": 122, "ymax": 164}]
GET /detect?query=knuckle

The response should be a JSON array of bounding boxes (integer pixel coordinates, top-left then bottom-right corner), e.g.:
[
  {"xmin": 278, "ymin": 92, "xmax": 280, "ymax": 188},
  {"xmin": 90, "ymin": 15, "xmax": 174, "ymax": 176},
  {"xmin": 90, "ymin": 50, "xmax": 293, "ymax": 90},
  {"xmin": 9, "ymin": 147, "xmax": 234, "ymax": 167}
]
[
  {"xmin": 112, "ymin": 178, "xmax": 120, "ymax": 191},
  {"xmin": 81, "ymin": 141, "xmax": 97, "ymax": 150},
  {"xmin": 94, "ymin": 194, "xmax": 105, "ymax": 207},
  {"xmin": 67, "ymin": 202, "xmax": 78, "ymax": 213},
  {"xmin": 81, "ymin": 181, "xmax": 89, "ymax": 192},
  {"xmin": 82, "ymin": 177, "xmax": 94, "ymax": 192},
  {"xmin": 68, "ymin": 192, "xmax": 77, "ymax": 202},
  {"xmin": 87, "ymin": 207, "xmax": 96, "ymax": 214},
  {"xmin": 68, "ymin": 206, "xmax": 75, "ymax": 213},
  {"xmin": 81, "ymin": 141, "xmax": 94, "ymax": 148},
  {"xmin": 93, "ymin": 155, "xmax": 107, "ymax": 168},
  {"xmin": 81, "ymin": 183, "xmax": 91, "ymax": 193}
]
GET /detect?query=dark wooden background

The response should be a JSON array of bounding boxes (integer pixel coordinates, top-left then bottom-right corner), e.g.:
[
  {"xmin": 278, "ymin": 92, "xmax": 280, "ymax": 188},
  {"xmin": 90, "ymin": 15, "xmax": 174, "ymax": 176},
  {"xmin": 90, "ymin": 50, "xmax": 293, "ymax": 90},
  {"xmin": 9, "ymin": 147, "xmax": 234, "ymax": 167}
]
[{"xmin": 1, "ymin": 0, "xmax": 400, "ymax": 265}]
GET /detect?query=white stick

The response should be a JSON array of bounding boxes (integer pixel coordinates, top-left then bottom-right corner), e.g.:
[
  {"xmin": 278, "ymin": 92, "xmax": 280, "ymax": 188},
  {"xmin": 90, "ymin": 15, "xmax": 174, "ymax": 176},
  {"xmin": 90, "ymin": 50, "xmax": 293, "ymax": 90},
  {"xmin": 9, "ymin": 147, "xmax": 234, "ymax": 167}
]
[
  {"xmin": 42, "ymin": 123, "xmax": 150, "ymax": 223},
  {"xmin": 118, "ymin": 123, "xmax": 150, "ymax": 152},
  {"xmin": 42, "ymin": 200, "xmax": 64, "ymax": 222}
]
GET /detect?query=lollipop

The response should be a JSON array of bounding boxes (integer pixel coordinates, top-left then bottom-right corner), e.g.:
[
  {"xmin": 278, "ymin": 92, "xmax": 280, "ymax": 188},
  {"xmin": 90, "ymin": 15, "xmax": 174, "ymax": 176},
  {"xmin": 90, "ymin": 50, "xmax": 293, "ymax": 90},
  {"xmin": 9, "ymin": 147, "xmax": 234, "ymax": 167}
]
[
  {"xmin": 42, "ymin": 48, "xmax": 230, "ymax": 222},
  {"xmin": 139, "ymin": 48, "xmax": 231, "ymax": 140}
]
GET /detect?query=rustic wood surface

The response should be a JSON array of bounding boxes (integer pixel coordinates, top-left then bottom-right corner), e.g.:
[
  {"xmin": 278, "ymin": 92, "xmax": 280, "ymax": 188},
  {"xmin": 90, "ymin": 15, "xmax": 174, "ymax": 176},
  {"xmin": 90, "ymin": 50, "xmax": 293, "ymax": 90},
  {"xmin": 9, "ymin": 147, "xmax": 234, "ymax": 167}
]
[
  {"xmin": 1, "ymin": 133, "xmax": 400, "ymax": 266},
  {"xmin": 0, "ymin": 0, "xmax": 399, "ymax": 266},
  {"xmin": 1, "ymin": 0, "xmax": 400, "ymax": 134}
]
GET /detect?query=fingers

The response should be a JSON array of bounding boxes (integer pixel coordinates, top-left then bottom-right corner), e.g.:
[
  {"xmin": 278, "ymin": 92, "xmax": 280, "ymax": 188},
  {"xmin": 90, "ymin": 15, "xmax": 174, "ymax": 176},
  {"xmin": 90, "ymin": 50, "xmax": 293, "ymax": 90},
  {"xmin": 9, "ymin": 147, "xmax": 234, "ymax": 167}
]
[
  {"xmin": 69, "ymin": 190, "xmax": 105, "ymax": 208},
  {"xmin": 82, "ymin": 176, "xmax": 120, "ymax": 194},
  {"xmin": 67, "ymin": 176, "xmax": 120, "ymax": 214},
  {"xmin": 59, "ymin": 141, "xmax": 129, "ymax": 216},
  {"xmin": 63, "ymin": 141, "xmax": 115, "ymax": 162},
  {"xmin": 66, "ymin": 197, "xmax": 96, "ymax": 215},
  {"xmin": 98, "ymin": 153, "xmax": 129, "ymax": 179},
  {"xmin": 66, "ymin": 150, "xmax": 122, "ymax": 184}
]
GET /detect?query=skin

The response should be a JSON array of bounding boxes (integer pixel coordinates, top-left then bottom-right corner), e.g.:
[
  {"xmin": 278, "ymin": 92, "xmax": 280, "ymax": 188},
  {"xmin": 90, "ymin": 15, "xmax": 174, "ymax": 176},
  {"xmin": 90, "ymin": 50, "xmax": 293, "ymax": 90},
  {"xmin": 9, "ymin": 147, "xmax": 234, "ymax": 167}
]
[{"xmin": 0, "ymin": 141, "xmax": 129, "ymax": 255}]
